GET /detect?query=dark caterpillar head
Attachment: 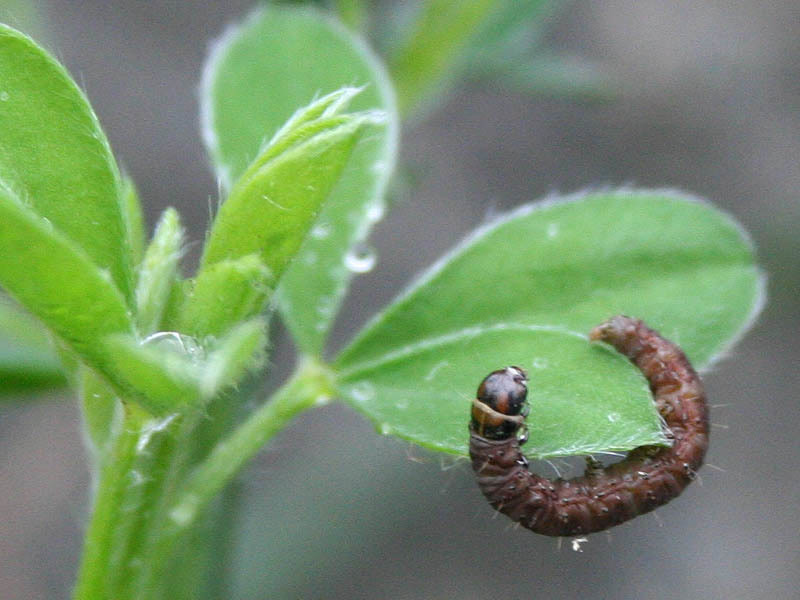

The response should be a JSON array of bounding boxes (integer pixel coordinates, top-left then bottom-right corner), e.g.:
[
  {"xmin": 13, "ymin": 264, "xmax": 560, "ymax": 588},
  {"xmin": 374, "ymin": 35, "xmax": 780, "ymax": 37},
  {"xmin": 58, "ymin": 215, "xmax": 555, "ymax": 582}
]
[{"xmin": 470, "ymin": 366, "xmax": 528, "ymax": 440}]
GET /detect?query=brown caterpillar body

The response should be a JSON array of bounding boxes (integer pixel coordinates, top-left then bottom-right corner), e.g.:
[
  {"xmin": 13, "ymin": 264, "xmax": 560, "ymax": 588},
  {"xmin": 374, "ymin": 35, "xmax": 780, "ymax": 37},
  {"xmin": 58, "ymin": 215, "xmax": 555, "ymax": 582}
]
[{"xmin": 469, "ymin": 316, "xmax": 709, "ymax": 536}]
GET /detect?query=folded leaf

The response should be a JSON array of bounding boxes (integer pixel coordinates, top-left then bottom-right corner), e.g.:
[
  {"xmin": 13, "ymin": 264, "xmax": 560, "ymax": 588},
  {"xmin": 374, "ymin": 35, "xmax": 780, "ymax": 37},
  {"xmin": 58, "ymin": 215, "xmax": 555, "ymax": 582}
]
[
  {"xmin": 135, "ymin": 208, "xmax": 184, "ymax": 334},
  {"xmin": 179, "ymin": 254, "xmax": 271, "ymax": 338},
  {"xmin": 200, "ymin": 319, "xmax": 267, "ymax": 399},
  {"xmin": 201, "ymin": 5, "xmax": 397, "ymax": 356},
  {"xmin": 200, "ymin": 91, "xmax": 385, "ymax": 284}
]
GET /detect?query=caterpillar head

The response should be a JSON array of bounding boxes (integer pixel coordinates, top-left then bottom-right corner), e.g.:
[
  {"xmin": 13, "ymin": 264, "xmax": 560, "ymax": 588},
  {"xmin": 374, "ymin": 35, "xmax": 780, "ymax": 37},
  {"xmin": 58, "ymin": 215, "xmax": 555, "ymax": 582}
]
[{"xmin": 470, "ymin": 366, "xmax": 528, "ymax": 440}]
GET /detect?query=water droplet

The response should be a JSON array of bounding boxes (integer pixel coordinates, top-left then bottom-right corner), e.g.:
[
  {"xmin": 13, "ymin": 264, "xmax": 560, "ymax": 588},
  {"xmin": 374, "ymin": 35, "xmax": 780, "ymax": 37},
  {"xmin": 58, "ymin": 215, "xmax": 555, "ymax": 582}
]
[
  {"xmin": 40, "ymin": 217, "xmax": 53, "ymax": 232},
  {"xmin": 547, "ymin": 223, "xmax": 559, "ymax": 239},
  {"xmin": 365, "ymin": 201, "xmax": 385, "ymax": 223},
  {"xmin": 380, "ymin": 423, "xmax": 393, "ymax": 435},
  {"xmin": 310, "ymin": 222, "xmax": 331, "ymax": 239},
  {"xmin": 395, "ymin": 398, "xmax": 408, "ymax": 410},
  {"xmin": 607, "ymin": 412, "xmax": 620, "ymax": 423},
  {"xmin": 348, "ymin": 380, "xmax": 374, "ymax": 402},
  {"xmin": 170, "ymin": 496, "xmax": 198, "ymax": 526},
  {"xmin": 316, "ymin": 296, "xmax": 335, "ymax": 318},
  {"xmin": 135, "ymin": 414, "xmax": 177, "ymax": 453},
  {"xmin": 302, "ymin": 251, "xmax": 318, "ymax": 265},
  {"xmin": 141, "ymin": 331, "xmax": 204, "ymax": 363},
  {"xmin": 532, "ymin": 357, "xmax": 548, "ymax": 369},
  {"xmin": 0, "ymin": 91, "xmax": 9, "ymax": 101},
  {"xmin": 344, "ymin": 244, "xmax": 376, "ymax": 273},
  {"xmin": 371, "ymin": 160, "xmax": 386, "ymax": 175},
  {"xmin": 571, "ymin": 537, "xmax": 588, "ymax": 552},
  {"xmin": 314, "ymin": 394, "xmax": 332, "ymax": 406}
]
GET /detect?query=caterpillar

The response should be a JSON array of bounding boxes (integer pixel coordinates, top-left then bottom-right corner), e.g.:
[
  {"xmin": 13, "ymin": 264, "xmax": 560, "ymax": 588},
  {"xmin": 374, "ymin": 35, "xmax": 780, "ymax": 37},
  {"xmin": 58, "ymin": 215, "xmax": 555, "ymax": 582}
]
[{"xmin": 468, "ymin": 315, "xmax": 709, "ymax": 536}]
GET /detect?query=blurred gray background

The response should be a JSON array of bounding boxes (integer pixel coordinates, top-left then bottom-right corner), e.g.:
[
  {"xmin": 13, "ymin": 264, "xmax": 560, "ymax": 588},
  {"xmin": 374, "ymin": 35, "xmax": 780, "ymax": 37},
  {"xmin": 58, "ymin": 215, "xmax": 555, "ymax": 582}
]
[{"xmin": 0, "ymin": 1, "xmax": 798, "ymax": 598}]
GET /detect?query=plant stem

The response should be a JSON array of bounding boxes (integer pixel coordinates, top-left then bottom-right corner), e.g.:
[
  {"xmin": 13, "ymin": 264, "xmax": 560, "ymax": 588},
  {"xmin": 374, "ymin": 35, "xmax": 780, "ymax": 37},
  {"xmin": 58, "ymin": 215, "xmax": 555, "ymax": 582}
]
[
  {"xmin": 136, "ymin": 357, "xmax": 336, "ymax": 593},
  {"xmin": 72, "ymin": 406, "xmax": 143, "ymax": 600}
]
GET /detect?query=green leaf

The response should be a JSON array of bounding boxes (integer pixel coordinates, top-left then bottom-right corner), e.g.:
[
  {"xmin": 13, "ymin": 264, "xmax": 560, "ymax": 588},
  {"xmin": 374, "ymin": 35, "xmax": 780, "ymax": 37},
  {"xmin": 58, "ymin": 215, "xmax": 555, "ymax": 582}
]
[
  {"xmin": 335, "ymin": 189, "xmax": 764, "ymax": 456},
  {"xmin": 0, "ymin": 298, "xmax": 64, "ymax": 393},
  {"xmin": 0, "ymin": 185, "xmax": 134, "ymax": 379},
  {"xmin": 338, "ymin": 325, "xmax": 665, "ymax": 457},
  {"xmin": 201, "ymin": 5, "xmax": 397, "ymax": 356},
  {"xmin": 135, "ymin": 208, "xmax": 184, "ymax": 334},
  {"xmin": 388, "ymin": 0, "xmax": 499, "ymax": 114},
  {"xmin": 178, "ymin": 254, "xmax": 271, "ymax": 339},
  {"xmin": 200, "ymin": 92, "xmax": 384, "ymax": 282},
  {"xmin": 0, "ymin": 25, "xmax": 133, "ymax": 301}
]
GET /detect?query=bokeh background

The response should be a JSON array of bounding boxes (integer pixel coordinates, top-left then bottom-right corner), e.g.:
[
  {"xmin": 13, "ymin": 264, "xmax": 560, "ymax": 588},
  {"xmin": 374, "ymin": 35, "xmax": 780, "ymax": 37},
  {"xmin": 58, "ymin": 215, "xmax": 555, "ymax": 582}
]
[{"xmin": 1, "ymin": 1, "xmax": 798, "ymax": 598}]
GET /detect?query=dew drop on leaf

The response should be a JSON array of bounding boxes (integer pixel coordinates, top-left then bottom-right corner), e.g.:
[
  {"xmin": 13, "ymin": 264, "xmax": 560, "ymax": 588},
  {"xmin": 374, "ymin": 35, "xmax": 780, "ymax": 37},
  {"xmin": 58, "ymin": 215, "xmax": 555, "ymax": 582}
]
[
  {"xmin": 344, "ymin": 243, "xmax": 376, "ymax": 273},
  {"xmin": 365, "ymin": 201, "xmax": 385, "ymax": 223},
  {"xmin": 532, "ymin": 357, "xmax": 549, "ymax": 369},
  {"xmin": 141, "ymin": 331, "xmax": 205, "ymax": 363},
  {"xmin": 348, "ymin": 380, "xmax": 375, "ymax": 402},
  {"xmin": 310, "ymin": 222, "xmax": 331, "ymax": 239}
]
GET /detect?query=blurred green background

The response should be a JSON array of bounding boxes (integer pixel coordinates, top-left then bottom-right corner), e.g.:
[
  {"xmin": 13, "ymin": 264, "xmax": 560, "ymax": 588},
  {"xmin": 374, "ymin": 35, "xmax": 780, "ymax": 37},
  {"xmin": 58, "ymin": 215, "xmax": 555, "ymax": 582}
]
[{"xmin": 0, "ymin": 1, "xmax": 797, "ymax": 598}]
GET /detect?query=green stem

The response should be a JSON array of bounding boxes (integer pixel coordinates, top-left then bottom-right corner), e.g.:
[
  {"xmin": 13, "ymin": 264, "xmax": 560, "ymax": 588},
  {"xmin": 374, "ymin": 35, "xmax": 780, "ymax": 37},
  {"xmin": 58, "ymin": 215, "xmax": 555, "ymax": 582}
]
[
  {"xmin": 73, "ymin": 407, "xmax": 143, "ymax": 600},
  {"xmin": 136, "ymin": 357, "xmax": 336, "ymax": 593}
]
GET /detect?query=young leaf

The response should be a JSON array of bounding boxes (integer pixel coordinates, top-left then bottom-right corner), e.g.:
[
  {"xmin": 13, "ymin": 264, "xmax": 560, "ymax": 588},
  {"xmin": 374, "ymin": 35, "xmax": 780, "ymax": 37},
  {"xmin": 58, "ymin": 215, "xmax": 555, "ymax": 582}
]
[
  {"xmin": 0, "ymin": 186, "xmax": 134, "ymax": 379},
  {"xmin": 123, "ymin": 178, "xmax": 146, "ymax": 271},
  {"xmin": 178, "ymin": 254, "xmax": 272, "ymax": 338},
  {"xmin": 200, "ymin": 92, "xmax": 384, "ymax": 283},
  {"xmin": 0, "ymin": 25, "xmax": 133, "ymax": 301},
  {"xmin": 201, "ymin": 4, "xmax": 397, "ymax": 356},
  {"xmin": 335, "ymin": 189, "xmax": 764, "ymax": 456},
  {"xmin": 199, "ymin": 318, "xmax": 267, "ymax": 399},
  {"xmin": 135, "ymin": 208, "xmax": 184, "ymax": 334}
]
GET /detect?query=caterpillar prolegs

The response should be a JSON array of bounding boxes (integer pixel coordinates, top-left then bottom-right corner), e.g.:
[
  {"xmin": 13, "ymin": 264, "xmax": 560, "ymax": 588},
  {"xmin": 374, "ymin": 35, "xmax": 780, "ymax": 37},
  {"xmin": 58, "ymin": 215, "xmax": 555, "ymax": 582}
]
[{"xmin": 469, "ymin": 316, "xmax": 709, "ymax": 536}]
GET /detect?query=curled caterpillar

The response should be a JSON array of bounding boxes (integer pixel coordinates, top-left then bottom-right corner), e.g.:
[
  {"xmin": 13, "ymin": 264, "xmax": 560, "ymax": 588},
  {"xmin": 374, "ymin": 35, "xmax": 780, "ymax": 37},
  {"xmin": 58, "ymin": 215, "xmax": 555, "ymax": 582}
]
[{"xmin": 469, "ymin": 316, "xmax": 709, "ymax": 536}]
